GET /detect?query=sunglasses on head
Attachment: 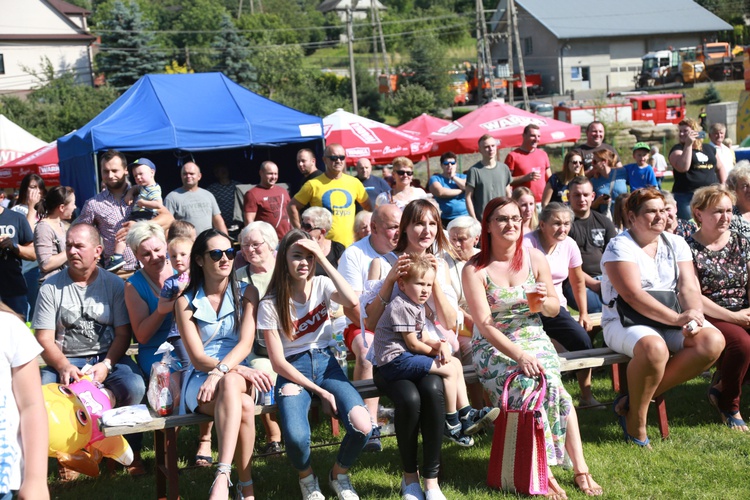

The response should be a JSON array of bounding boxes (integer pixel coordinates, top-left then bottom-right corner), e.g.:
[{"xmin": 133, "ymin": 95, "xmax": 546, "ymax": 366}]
[
  {"xmin": 395, "ymin": 170, "xmax": 413, "ymax": 176},
  {"xmin": 442, "ymin": 160, "xmax": 456, "ymax": 166},
  {"xmin": 205, "ymin": 248, "xmax": 236, "ymax": 262},
  {"xmin": 326, "ymin": 155, "xmax": 346, "ymax": 162}
]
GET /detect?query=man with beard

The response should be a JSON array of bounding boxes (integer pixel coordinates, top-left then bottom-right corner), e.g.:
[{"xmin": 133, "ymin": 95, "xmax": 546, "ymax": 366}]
[
  {"xmin": 77, "ymin": 150, "xmax": 173, "ymax": 271},
  {"xmin": 337, "ymin": 203, "xmax": 402, "ymax": 452}
]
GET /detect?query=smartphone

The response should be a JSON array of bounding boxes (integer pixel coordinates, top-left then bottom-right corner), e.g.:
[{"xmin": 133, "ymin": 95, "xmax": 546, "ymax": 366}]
[{"xmin": 697, "ymin": 131, "xmax": 706, "ymax": 139}]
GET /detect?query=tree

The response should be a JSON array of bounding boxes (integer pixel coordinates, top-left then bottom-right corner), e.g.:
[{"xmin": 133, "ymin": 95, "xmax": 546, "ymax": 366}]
[
  {"xmin": 274, "ymin": 71, "xmax": 351, "ymax": 116},
  {"xmin": 172, "ymin": 0, "xmax": 230, "ymax": 72},
  {"xmin": 402, "ymin": 34, "xmax": 454, "ymax": 110},
  {"xmin": 250, "ymin": 43, "xmax": 305, "ymax": 98},
  {"xmin": 95, "ymin": 0, "xmax": 165, "ymax": 90},
  {"xmin": 212, "ymin": 14, "xmax": 257, "ymax": 89},
  {"xmin": 391, "ymin": 84, "xmax": 436, "ymax": 123}
]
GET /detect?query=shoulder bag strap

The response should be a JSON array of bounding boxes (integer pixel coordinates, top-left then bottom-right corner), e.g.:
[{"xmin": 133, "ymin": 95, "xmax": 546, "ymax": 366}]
[{"xmin": 659, "ymin": 232, "xmax": 679, "ymax": 284}]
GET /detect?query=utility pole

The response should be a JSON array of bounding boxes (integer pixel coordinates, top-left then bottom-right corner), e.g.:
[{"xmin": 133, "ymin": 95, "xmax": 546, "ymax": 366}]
[
  {"xmin": 347, "ymin": 5, "xmax": 358, "ymax": 114},
  {"xmin": 509, "ymin": 0, "xmax": 529, "ymax": 108},
  {"xmin": 476, "ymin": 0, "xmax": 496, "ymax": 103},
  {"xmin": 371, "ymin": 3, "xmax": 379, "ymax": 78},
  {"xmin": 505, "ymin": 0, "xmax": 514, "ymax": 105},
  {"xmin": 374, "ymin": 3, "xmax": 391, "ymax": 96}
]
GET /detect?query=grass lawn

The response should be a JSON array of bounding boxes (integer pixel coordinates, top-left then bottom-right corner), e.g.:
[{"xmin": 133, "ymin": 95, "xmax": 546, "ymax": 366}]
[{"xmin": 48, "ymin": 367, "xmax": 750, "ymax": 499}]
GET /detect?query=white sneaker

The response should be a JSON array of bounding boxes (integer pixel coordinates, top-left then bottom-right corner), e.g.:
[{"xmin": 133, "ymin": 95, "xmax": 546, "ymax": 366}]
[
  {"xmin": 401, "ymin": 478, "xmax": 425, "ymax": 500},
  {"xmin": 329, "ymin": 470, "xmax": 359, "ymax": 500},
  {"xmin": 424, "ymin": 486, "xmax": 447, "ymax": 500},
  {"xmin": 299, "ymin": 474, "xmax": 325, "ymax": 500}
]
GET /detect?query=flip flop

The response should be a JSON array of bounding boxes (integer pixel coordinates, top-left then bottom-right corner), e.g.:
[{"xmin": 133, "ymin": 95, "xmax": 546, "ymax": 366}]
[
  {"xmin": 195, "ymin": 455, "xmax": 213, "ymax": 467},
  {"xmin": 719, "ymin": 410, "xmax": 747, "ymax": 430},
  {"xmin": 613, "ymin": 394, "xmax": 649, "ymax": 447}
]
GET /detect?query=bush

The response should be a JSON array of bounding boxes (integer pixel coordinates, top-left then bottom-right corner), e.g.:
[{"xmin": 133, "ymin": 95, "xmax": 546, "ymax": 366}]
[
  {"xmin": 703, "ymin": 84, "xmax": 721, "ymax": 104},
  {"xmin": 392, "ymin": 84, "xmax": 436, "ymax": 123}
]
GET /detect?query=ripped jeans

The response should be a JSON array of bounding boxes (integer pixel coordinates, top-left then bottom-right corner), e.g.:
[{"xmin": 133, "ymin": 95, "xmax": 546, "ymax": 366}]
[{"xmin": 276, "ymin": 347, "xmax": 371, "ymax": 472}]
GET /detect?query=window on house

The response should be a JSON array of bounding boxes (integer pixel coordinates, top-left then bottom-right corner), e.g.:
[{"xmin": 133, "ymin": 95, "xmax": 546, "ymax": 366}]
[
  {"xmin": 523, "ymin": 37, "xmax": 533, "ymax": 56},
  {"xmin": 0, "ymin": 55, "xmax": 5, "ymax": 75}
]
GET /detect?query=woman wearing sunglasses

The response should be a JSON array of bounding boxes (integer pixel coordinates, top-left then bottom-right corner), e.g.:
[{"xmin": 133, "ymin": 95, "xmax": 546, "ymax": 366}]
[
  {"xmin": 541, "ymin": 150, "xmax": 584, "ymax": 208},
  {"xmin": 301, "ymin": 206, "xmax": 345, "ymax": 276},
  {"xmin": 175, "ymin": 228, "xmax": 273, "ymax": 500},
  {"xmin": 257, "ymin": 229, "xmax": 369, "ymax": 500},
  {"xmin": 375, "ymin": 157, "xmax": 429, "ymax": 211},
  {"xmin": 429, "ymin": 151, "xmax": 469, "ymax": 228}
]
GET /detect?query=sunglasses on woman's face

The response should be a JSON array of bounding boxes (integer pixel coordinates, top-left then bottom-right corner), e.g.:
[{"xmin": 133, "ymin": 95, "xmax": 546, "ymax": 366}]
[
  {"xmin": 205, "ymin": 248, "xmax": 236, "ymax": 262},
  {"xmin": 301, "ymin": 222, "xmax": 322, "ymax": 232},
  {"xmin": 395, "ymin": 170, "xmax": 413, "ymax": 176}
]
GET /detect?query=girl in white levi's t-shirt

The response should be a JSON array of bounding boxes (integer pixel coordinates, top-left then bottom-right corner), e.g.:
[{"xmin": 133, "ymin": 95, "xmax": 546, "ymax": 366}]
[{"xmin": 256, "ymin": 230, "xmax": 371, "ymax": 500}]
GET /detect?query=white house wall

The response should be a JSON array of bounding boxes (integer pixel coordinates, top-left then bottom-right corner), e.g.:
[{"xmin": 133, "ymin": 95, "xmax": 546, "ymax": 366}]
[
  {"xmin": 1, "ymin": 0, "xmax": 81, "ymax": 35},
  {"xmin": 0, "ymin": 43, "xmax": 92, "ymax": 93}
]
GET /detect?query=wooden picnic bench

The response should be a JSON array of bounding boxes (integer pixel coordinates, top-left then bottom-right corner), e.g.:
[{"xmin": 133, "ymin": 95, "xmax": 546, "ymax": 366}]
[{"xmin": 102, "ymin": 339, "xmax": 669, "ymax": 500}]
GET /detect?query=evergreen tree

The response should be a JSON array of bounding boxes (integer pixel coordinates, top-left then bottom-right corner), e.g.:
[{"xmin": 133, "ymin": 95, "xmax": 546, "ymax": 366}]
[
  {"xmin": 95, "ymin": 0, "xmax": 165, "ymax": 90},
  {"xmin": 212, "ymin": 14, "xmax": 257, "ymax": 89},
  {"xmin": 402, "ymin": 34, "xmax": 454, "ymax": 110}
]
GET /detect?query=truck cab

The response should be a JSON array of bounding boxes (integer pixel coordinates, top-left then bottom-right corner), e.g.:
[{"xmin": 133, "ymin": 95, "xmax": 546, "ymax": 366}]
[{"xmin": 629, "ymin": 93, "xmax": 685, "ymax": 124}]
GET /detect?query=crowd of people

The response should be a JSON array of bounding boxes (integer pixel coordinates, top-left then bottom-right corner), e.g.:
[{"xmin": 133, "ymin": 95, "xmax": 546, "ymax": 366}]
[{"xmin": 1, "ymin": 116, "xmax": 743, "ymax": 500}]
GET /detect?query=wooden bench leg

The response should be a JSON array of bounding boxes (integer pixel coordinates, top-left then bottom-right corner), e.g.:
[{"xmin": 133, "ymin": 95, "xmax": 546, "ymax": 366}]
[
  {"xmin": 655, "ymin": 395, "xmax": 669, "ymax": 440},
  {"xmin": 331, "ymin": 417, "xmax": 340, "ymax": 437},
  {"xmin": 154, "ymin": 428, "xmax": 181, "ymax": 500},
  {"xmin": 611, "ymin": 363, "xmax": 621, "ymax": 393}
]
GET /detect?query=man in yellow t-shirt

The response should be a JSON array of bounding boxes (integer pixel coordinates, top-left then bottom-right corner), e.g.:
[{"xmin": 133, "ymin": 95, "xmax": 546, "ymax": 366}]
[{"xmin": 288, "ymin": 143, "xmax": 371, "ymax": 247}]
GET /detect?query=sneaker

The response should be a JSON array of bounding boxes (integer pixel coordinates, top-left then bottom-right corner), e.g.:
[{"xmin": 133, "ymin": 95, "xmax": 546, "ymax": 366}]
[
  {"xmin": 424, "ymin": 486, "xmax": 447, "ymax": 500},
  {"xmin": 461, "ymin": 406, "xmax": 500, "ymax": 436},
  {"xmin": 105, "ymin": 254, "xmax": 125, "ymax": 272},
  {"xmin": 299, "ymin": 474, "xmax": 325, "ymax": 500},
  {"xmin": 443, "ymin": 421, "xmax": 474, "ymax": 447},
  {"xmin": 329, "ymin": 470, "xmax": 360, "ymax": 500},
  {"xmin": 259, "ymin": 441, "xmax": 283, "ymax": 455},
  {"xmin": 401, "ymin": 478, "xmax": 425, "ymax": 500},
  {"xmin": 363, "ymin": 425, "xmax": 382, "ymax": 452}
]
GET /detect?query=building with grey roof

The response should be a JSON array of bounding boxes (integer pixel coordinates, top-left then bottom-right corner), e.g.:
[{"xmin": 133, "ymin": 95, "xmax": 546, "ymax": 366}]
[{"xmin": 490, "ymin": 0, "xmax": 732, "ymax": 94}]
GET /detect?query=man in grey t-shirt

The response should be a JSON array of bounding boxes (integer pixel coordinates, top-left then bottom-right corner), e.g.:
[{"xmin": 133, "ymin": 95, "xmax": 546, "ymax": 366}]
[
  {"xmin": 465, "ymin": 134, "xmax": 512, "ymax": 220},
  {"xmin": 164, "ymin": 161, "xmax": 228, "ymax": 235},
  {"xmin": 34, "ymin": 224, "xmax": 146, "ymax": 472},
  {"xmin": 33, "ymin": 223, "xmax": 146, "ymax": 475}
]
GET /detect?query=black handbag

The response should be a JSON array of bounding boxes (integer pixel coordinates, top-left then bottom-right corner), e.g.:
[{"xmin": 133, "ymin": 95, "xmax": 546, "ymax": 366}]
[{"xmin": 613, "ymin": 234, "xmax": 681, "ymax": 330}]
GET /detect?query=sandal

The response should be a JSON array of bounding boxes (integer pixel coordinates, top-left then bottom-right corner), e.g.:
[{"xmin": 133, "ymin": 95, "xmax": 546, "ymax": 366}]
[
  {"xmin": 210, "ymin": 463, "xmax": 233, "ymax": 498},
  {"xmin": 706, "ymin": 377, "xmax": 748, "ymax": 430},
  {"xmin": 613, "ymin": 394, "xmax": 650, "ymax": 448},
  {"xmin": 195, "ymin": 438, "xmax": 213, "ymax": 467},
  {"xmin": 574, "ymin": 472, "xmax": 603, "ymax": 496},
  {"xmin": 235, "ymin": 478, "xmax": 254, "ymax": 500},
  {"xmin": 545, "ymin": 475, "xmax": 568, "ymax": 500}
]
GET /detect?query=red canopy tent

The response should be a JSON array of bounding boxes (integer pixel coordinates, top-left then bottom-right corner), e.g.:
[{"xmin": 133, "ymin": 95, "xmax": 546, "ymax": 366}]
[
  {"xmin": 0, "ymin": 141, "xmax": 60, "ymax": 189},
  {"xmin": 396, "ymin": 113, "xmax": 451, "ymax": 138},
  {"xmin": 323, "ymin": 108, "xmax": 432, "ymax": 165},
  {"xmin": 429, "ymin": 101, "xmax": 581, "ymax": 156}
]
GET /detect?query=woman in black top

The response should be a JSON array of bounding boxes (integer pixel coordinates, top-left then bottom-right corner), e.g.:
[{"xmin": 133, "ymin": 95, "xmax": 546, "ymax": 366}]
[{"xmin": 669, "ymin": 117, "xmax": 726, "ymax": 220}]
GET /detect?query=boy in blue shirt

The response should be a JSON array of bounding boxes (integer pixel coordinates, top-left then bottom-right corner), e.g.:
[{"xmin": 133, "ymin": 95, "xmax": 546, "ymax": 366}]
[{"xmin": 625, "ymin": 142, "xmax": 658, "ymax": 191}]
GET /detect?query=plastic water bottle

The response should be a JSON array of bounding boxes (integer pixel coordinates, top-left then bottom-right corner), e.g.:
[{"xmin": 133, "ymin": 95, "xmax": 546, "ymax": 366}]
[{"xmin": 333, "ymin": 331, "xmax": 348, "ymax": 379}]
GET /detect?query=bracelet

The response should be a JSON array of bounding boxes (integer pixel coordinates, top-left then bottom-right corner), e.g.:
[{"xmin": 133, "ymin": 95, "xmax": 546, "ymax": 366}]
[
  {"xmin": 377, "ymin": 292, "xmax": 390, "ymax": 306},
  {"xmin": 208, "ymin": 370, "xmax": 224, "ymax": 378}
]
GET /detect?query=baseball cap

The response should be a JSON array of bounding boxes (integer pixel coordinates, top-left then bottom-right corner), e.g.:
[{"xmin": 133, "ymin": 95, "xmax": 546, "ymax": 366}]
[
  {"xmin": 632, "ymin": 142, "xmax": 651, "ymax": 153},
  {"xmin": 129, "ymin": 158, "xmax": 156, "ymax": 171}
]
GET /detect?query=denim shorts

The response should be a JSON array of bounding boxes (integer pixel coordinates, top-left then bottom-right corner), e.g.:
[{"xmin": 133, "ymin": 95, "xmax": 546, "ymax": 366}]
[{"xmin": 378, "ymin": 351, "xmax": 434, "ymax": 383}]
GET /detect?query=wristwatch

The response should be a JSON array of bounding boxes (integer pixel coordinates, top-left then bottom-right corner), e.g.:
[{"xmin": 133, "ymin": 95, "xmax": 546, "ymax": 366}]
[{"xmin": 217, "ymin": 363, "xmax": 229, "ymax": 374}]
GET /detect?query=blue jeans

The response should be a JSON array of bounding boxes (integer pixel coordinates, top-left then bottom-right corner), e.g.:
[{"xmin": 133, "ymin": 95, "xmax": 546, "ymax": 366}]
[
  {"xmin": 24, "ymin": 266, "xmax": 40, "ymax": 322},
  {"xmin": 0, "ymin": 294, "xmax": 27, "ymax": 319},
  {"xmin": 563, "ymin": 279, "xmax": 603, "ymax": 314},
  {"xmin": 41, "ymin": 353, "xmax": 146, "ymax": 453},
  {"xmin": 276, "ymin": 348, "xmax": 371, "ymax": 472},
  {"xmin": 672, "ymin": 191, "xmax": 694, "ymax": 221}
]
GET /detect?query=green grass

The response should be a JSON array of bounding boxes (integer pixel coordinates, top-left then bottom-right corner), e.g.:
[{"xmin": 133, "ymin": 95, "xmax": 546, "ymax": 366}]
[
  {"xmin": 48, "ymin": 369, "xmax": 750, "ymax": 499},
  {"xmin": 676, "ymin": 80, "xmax": 745, "ymax": 120}
]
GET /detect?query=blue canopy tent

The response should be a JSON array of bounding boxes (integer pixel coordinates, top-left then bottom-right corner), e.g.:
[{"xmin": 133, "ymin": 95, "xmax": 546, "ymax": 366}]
[{"xmin": 58, "ymin": 72, "xmax": 324, "ymax": 202}]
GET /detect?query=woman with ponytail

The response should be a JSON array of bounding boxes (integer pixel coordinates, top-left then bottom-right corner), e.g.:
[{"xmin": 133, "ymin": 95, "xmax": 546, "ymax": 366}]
[{"xmin": 33, "ymin": 186, "xmax": 75, "ymax": 283}]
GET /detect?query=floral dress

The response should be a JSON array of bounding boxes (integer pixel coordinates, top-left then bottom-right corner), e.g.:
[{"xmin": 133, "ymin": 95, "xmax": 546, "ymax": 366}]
[
  {"xmin": 686, "ymin": 231, "xmax": 750, "ymax": 311},
  {"xmin": 471, "ymin": 252, "xmax": 573, "ymax": 465}
]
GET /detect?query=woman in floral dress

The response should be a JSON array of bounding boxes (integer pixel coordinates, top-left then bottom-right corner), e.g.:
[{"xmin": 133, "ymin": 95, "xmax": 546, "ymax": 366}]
[
  {"xmin": 463, "ymin": 197, "xmax": 602, "ymax": 499},
  {"xmin": 687, "ymin": 185, "xmax": 750, "ymax": 431}
]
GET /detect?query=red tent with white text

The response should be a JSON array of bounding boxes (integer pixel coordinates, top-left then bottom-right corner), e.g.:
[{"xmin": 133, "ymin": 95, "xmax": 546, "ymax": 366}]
[
  {"xmin": 0, "ymin": 141, "xmax": 60, "ymax": 189},
  {"xmin": 429, "ymin": 100, "xmax": 580, "ymax": 156},
  {"xmin": 323, "ymin": 108, "xmax": 432, "ymax": 165},
  {"xmin": 396, "ymin": 113, "xmax": 451, "ymax": 139}
]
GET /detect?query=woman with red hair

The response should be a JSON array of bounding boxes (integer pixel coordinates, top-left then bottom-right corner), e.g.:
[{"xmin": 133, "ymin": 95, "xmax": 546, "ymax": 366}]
[{"xmin": 463, "ymin": 197, "xmax": 602, "ymax": 498}]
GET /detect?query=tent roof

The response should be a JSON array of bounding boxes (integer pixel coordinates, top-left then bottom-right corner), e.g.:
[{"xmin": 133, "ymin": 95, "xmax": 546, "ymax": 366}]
[
  {"xmin": 59, "ymin": 73, "xmax": 323, "ymax": 160},
  {"xmin": 58, "ymin": 73, "xmax": 324, "ymax": 201},
  {"xmin": 0, "ymin": 115, "xmax": 48, "ymax": 166}
]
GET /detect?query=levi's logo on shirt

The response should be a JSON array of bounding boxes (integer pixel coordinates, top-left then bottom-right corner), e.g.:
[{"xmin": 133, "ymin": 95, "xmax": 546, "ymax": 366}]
[{"xmin": 291, "ymin": 301, "xmax": 329, "ymax": 340}]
